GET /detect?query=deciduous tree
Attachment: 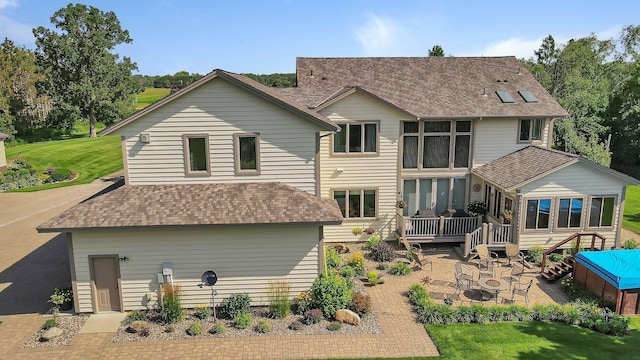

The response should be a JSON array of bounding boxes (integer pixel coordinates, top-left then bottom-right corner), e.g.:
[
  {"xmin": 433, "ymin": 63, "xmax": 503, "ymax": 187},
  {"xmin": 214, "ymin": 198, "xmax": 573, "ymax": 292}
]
[{"xmin": 33, "ymin": 4, "xmax": 140, "ymax": 137}]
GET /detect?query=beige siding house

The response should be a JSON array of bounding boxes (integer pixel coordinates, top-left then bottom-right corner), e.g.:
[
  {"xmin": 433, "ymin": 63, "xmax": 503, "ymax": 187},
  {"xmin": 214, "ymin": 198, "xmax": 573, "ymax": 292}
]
[
  {"xmin": 0, "ymin": 132, "xmax": 8, "ymax": 172},
  {"xmin": 38, "ymin": 56, "xmax": 640, "ymax": 313},
  {"xmin": 38, "ymin": 71, "xmax": 343, "ymax": 313}
]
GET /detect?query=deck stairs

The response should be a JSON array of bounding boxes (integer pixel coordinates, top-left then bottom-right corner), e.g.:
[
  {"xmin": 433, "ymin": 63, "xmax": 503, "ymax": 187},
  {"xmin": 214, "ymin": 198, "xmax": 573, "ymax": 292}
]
[
  {"xmin": 540, "ymin": 256, "xmax": 575, "ymax": 281},
  {"xmin": 539, "ymin": 232, "xmax": 606, "ymax": 283}
]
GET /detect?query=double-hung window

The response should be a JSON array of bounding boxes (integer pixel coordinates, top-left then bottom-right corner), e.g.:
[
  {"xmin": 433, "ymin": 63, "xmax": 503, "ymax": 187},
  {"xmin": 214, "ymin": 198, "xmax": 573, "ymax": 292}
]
[
  {"xmin": 234, "ymin": 133, "xmax": 260, "ymax": 175},
  {"xmin": 525, "ymin": 198, "xmax": 551, "ymax": 230},
  {"xmin": 588, "ymin": 196, "xmax": 615, "ymax": 228},
  {"xmin": 402, "ymin": 120, "xmax": 471, "ymax": 169},
  {"xmin": 183, "ymin": 134, "xmax": 210, "ymax": 176},
  {"xmin": 333, "ymin": 122, "xmax": 378, "ymax": 154},
  {"xmin": 519, "ymin": 119, "xmax": 543, "ymax": 142},
  {"xmin": 333, "ymin": 189, "xmax": 376, "ymax": 219}
]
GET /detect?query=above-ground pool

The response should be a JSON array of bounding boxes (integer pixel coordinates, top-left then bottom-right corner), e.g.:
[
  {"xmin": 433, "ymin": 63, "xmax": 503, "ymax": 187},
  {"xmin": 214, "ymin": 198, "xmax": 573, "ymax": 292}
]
[{"xmin": 573, "ymin": 249, "xmax": 640, "ymax": 315}]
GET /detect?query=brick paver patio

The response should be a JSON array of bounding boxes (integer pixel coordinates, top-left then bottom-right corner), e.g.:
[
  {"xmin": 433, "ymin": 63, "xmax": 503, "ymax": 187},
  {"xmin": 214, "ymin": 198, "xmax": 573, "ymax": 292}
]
[{"xmin": 0, "ymin": 245, "xmax": 570, "ymax": 360}]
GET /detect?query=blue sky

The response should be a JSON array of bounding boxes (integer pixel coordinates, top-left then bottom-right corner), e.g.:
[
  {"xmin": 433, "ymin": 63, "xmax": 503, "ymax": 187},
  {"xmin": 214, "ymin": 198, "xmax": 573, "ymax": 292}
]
[{"xmin": 1, "ymin": 0, "xmax": 638, "ymax": 75}]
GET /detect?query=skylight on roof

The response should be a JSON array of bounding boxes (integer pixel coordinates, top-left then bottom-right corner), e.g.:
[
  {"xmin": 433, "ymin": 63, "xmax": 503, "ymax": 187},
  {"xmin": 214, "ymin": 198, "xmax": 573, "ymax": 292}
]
[
  {"xmin": 496, "ymin": 90, "xmax": 515, "ymax": 103},
  {"xmin": 519, "ymin": 90, "xmax": 538, "ymax": 103}
]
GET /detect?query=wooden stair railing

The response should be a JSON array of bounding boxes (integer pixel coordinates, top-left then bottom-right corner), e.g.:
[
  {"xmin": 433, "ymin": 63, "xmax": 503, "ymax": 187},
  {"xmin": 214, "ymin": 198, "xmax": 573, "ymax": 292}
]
[{"xmin": 540, "ymin": 232, "xmax": 606, "ymax": 282}]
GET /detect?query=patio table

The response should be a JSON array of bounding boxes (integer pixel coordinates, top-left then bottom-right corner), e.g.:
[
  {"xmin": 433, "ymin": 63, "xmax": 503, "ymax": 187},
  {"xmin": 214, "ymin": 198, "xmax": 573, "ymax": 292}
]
[{"xmin": 478, "ymin": 277, "xmax": 509, "ymax": 303}]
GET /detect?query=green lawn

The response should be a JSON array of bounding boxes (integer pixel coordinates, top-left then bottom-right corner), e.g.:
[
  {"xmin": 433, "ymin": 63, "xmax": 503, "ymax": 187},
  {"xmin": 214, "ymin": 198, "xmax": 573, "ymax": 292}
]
[
  {"xmin": 6, "ymin": 136, "xmax": 122, "ymax": 192},
  {"xmin": 425, "ymin": 317, "xmax": 640, "ymax": 360},
  {"xmin": 623, "ymin": 186, "xmax": 640, "ymax": 235},
  {"xmin": 133, "ymin": 87, "xmax": 170, "ymax": 109}
]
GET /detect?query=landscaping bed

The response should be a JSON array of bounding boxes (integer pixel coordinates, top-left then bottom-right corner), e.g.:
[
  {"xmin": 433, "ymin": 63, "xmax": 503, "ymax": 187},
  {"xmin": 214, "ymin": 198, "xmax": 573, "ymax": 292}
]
[
  {"xmin": 112, "ymin": 305, "xmax": 382, "ymax": 343},
  {"xmin": 22, "ymin": 314, "xmax": 89, "ymax": 348}
]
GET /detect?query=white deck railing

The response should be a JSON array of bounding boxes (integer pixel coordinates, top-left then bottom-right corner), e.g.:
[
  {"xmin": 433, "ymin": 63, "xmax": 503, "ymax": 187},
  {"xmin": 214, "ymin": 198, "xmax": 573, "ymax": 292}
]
[
  {"xmin": 398, "ymin": 215, "xmax": 481, "ymax": 239},
  {"xmin": 463, "ymin": 222, "xmax": 514, "ymax": 256},
  {"xmin": 491, "ymin": 224, "xmax": 511, "ymax": 244}
]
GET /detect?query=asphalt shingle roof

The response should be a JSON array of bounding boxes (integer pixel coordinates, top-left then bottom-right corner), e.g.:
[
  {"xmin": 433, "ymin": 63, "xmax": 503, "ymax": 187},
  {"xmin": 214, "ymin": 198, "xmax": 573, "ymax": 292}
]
[
  {"xmin": 472, "ymin": 146, "xmax": 578, "ymax": 190},
  {"xmin": 287, "ymin": 57, "xmax": 568, "ymax": 118},
  {"xmin": 37, "ymin": 182, "xmax": 343, "ymax": 231}
]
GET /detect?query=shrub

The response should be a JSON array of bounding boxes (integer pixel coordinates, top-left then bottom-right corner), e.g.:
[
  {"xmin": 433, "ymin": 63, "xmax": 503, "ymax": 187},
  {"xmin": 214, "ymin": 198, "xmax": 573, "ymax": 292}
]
[
  {"xmin": 351, "ymin": 227, "xmax": 363, "ymax": 236},
  {"xmin": 526, "ymin": 245, "xmax": 544, "ymax": 265},
  {"xmin": 294, "ymin": 290, "xmax": 314, "ymax": 315},
  {"xmin": 454, "ymin": 305, "xmax": 475, "ymax": 323},
  {"xmin": 370, "ymin": 241, "xmax": 395, "ymax": 262},
  {"xmin": 42, "ymin": 318, "xmax": 57, "ymax": 330},
  {"xmin": 407, "ymin": 283, "xmax": 430, "ymax": 306},
  {"xmin": 303, "ymin": 309, "xmax": 324, "ymax": 325},
  {"xmin": 289, "ymin": 320, "xmax": 304, "ymax": 330},
  {"xmin": 350, "ymin": 292, "xmax": 372, "ymax": 316},
  {"xmin": 548, "ymin": 252, "xmax": 564, "ymax": 262},
  {"xmin": 366, "ymin": 271, "xmax": 379, "ymax": 285},
  {"xmin": 234, "ymin": 312, "xmax": 253, "ymax": 329},
  {"xmin": 340, "ymin": 265, "xmax": 356, "ymax": 278},
  {"xmin": 255, "ymin": 320, "xmax": 272, "ymax": 333},
  {"xmin": 126, "ymin": 310, "xmax": 147, "ymax": 323},
  {"xmin": 49, "ymin": 168, "xmax": 73, "ymax": 182},
  {"xmin": 209, "ymin": 322, "xmax": 226, "ymax": 335},
  {"xmin": 186, "ymin": 322, "xmax": 203, "ymax": 336},
  {"xmin": 467, "ymin": 201, "xmax": 487, "ymax": 217},
  {"xmin": 161, "ymin": 284, "xmax": 184, "ymax": 324},
  {"xmin": 623, "ymin": 238, "xmax": 639, "ymax": 249},
  {"xmin": 388, "ymin": 262, "xmax": 412, "ymax": 275},
  {"xmin": 220, "ymin": 293, "xmax": 251, "ymax": 319},
  {"xmin": 367, "ymin": 234, "xmax": 382, "ymax": 250},
  {"xmin": 164, "ymin": 324, "xmax": 175, "ymax": 333},
  {"xmin": 48, "ymin": 287, "xmax": 72, "ymax": 314},
  {"xmin": 327, "ymin": 322, "xmax": 341, "ymax": 331},
  {"xmin": 267, "ymin": 280, "xmax": 291, "ymax": 319},
  {"xmin": 530, "ymin": 304, "xmax": 549, "ymax": 321},
  {"xmin": 346, "ymin": 251, "xmax": 365, "ymax": 276},
  {"xmin": 311, "ymin": 273, "xmax": 352, "ymax": 318},
  {"xmin": 325, "ymin": 246, "xmax": 342, "ymax": 270},
  {"xmin": 376, "ymin": 263, "xmax": 387, "ymax": 271},
  {"xmin": 470, "ymin": 304, "xmax": 489, "ymax": 324},
  {"xmin": 193, "ymin": 304, "xmax": 212, "ymax": 320}
]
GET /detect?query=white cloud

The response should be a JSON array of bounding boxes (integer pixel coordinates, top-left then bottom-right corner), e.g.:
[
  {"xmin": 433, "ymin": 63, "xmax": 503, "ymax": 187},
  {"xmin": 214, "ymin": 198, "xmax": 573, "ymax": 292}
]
[
  {"xmin": 0, "ymin": 14, "xmax": 34, "ymax": 45},
  {"xmin": 0, "ymin": 0, "xmax": 17, "ymax": 10},
  {"xmin": 472, "ymin": 37, "xmax": 546, "ymax": 59},
  {"xmin": 355, "ymin": 14, "xmax": 404, "ymax": 55}
]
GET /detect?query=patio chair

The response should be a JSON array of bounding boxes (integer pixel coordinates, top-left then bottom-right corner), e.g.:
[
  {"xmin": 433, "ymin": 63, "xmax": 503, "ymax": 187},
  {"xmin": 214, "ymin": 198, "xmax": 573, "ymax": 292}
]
[
  {"xmin": 454, "ymin": 261, "xmax": 476, "ymax": 290},
  {"xmin": 478, "ymin": 259, "xmax": 496, "ymax": 279},
  {"xmin": 401, "ymin": 237, "xmax": 432, "ymax": 271},
  {"xmin": 510, "ymin": 279, "xmax": 533, "ymax": 306},
  {"xmin": 499, "ymin": 264, "xmax": 525, "ymax": 289},
  {"xmin": 504, "ymin": 244, "xmax": 525, "ymax": 266},
  {"xmin": 471, "ymin": 244, "xmax": 499, "ymax": 270}
]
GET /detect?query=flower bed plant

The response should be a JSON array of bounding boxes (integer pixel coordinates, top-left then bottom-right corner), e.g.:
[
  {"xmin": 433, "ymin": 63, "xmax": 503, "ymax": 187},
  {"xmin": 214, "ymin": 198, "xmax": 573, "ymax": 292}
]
[{"xmin": 406, "ymin": 283, "xmax": 630, "ymax": 336}]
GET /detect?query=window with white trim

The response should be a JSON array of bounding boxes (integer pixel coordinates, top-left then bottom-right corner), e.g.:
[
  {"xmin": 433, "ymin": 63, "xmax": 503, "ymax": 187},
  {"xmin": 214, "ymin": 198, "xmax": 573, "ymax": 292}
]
[
  {"xmin": 589, "ymin": 196, "xmax": 615, "ymax": 227},
  {"xmin": 333, "ymin": 189, "xmax": 376, "ymax": 219},
  {"xmin": 333, "ymin": 122, "xmax": 378, "ymax": 154},
  {"xmin": 525, "ymin": 198, "xmax": 551, "ymax": 230},
  {"xmin": 519, "ymin": 119, "xmax": 543, "ymax": 142}
]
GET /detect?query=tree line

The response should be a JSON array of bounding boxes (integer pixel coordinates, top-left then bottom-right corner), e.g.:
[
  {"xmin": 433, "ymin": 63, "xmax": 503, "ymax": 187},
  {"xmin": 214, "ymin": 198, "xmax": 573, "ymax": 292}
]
[
  {"xmin": 0, "ymin": 3, "xmax": 639, "ymax": 180},
  {"xmin": 521, "ymin": 26, "xmax": 640, "ymax": 179}
]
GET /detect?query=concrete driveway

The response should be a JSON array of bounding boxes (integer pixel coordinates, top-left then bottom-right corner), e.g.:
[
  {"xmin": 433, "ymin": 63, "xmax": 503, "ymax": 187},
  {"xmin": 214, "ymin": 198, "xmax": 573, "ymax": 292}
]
[{"xmin": 0, "ymin": 177, "xmax": 121, "ymax": 315}]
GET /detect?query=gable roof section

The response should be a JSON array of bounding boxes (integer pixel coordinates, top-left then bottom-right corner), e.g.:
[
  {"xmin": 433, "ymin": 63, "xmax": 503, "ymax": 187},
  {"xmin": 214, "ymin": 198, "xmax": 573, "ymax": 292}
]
[
  {"xmin": 472, "ymin": 146, "xmax": 640, "ymax": 191},
  {"xmin": 101, "ymin": 70, "xmax": 339, "ymax": 136},
  {"xmin": 37, "ymin": 182, "xmax": 343, "ymax": 232},
  {"xmin": 293, "ymin": 57, "xmax": 569, "ymax": 119}
]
